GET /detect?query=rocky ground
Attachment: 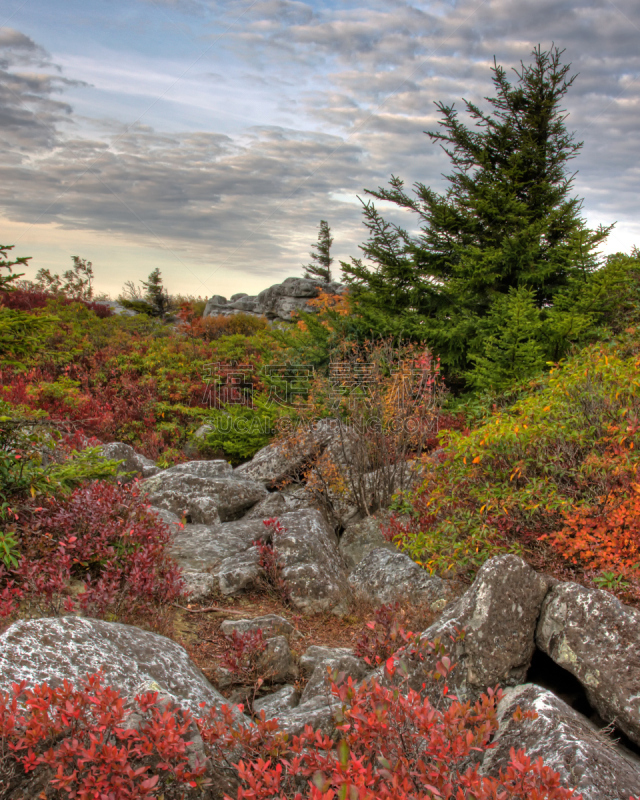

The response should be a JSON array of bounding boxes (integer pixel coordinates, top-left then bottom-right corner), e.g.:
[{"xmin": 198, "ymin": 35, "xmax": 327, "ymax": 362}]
[{"xmin": 2, "ymin": 427, "xmax": 640, "ymax": 798}]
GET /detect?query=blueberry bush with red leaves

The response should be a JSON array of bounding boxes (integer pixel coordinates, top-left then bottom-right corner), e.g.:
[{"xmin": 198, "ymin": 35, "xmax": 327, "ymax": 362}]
[
  {"xmin": 0, "ymin": 671, "xmax": 208, "ymax": 799},
  {"xmin": 196, "ymin": 645, "xmax": 603, "ymax": 800},
  {"xmin": 353, "ymin": 602, "xmax": 418, "ymax": 667},
  {"xmin": 0, "ymin": 480, "xmax": 185, "ymax": 623},
  {"xmin": 221, "ymin": 629, "xmax": 268, "ymax": 687},
  {"xmin": 3, "ymin": 659, "xmax": 635, "ymax": 800},
  {"xmin": 254, "ymin": 518, "xmax": 291, "ymax": 605}
]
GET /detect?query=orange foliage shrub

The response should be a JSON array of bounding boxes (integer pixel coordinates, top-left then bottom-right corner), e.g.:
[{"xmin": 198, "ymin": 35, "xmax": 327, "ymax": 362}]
[
  {"xmin": 294, "ymin": 290, "xmax": 350, "ymax": 331},
  {"xmin": 178, "ymin": 309, "xmax": 268, "ymax": 341},
  {"xmin": 542, "ymin": 482, "xmax": 640, "ymax": 581}
]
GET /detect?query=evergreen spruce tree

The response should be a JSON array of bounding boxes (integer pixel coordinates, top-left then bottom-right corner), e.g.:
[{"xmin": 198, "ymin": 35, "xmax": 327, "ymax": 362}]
[
  {"xmin": 304, "ymin": 220, "xmax": 333, "ymax": 283},
  {"xmin": 342, "ymin": 45, "xmax": 613, "ymax": 391},
  {"xmin": 142, "ymin": 268, "xmax": 170, "ymax": 318}
]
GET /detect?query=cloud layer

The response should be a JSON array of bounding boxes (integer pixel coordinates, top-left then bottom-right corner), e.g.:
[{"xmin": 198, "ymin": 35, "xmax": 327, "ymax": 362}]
[{"xmin": 0, "ymin": 0, "xmax": 639, "ymax": 296}]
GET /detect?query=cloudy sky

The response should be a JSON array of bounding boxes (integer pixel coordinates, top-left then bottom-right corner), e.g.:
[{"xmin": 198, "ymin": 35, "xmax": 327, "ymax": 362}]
[{"xmin": 0, "ymin": 0, "xmax": 639, "ymax": 299}]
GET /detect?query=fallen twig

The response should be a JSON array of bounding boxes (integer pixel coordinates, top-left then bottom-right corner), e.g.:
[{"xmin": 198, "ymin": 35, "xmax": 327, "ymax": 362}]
[{"xmin": 172, "ymin": 603, "xmax": 246, "ymax": 615}]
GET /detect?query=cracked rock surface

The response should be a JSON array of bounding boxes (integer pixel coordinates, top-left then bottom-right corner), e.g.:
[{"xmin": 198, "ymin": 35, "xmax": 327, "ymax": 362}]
[
  {"xmin": 536, "ymin": 581, "xmax": 640, "ymax": 747},
  {"xmin": 143, "ymin": 460, "xmax": 267, "ymax": 524},
  {"xmin": 481, "ymin": 684, "xmax": 640, "ymax": 800}
]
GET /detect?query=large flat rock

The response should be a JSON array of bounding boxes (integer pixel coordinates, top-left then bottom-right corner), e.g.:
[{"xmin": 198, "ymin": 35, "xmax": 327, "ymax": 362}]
[{"xmin": 0, "ymin": 616, "xmax": 230, "ymax": 717}]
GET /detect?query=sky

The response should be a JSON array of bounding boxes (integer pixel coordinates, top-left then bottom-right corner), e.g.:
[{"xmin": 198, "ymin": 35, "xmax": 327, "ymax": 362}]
[{"xmin": 0, "ymin": 0, "xmax": 639, "ymax": 300}]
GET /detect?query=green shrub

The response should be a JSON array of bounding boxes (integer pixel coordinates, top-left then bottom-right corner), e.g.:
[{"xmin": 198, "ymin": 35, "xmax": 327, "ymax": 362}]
[
  {"xmin": 0, "ymin": 403, "xmax": 122, "ymax": 521},
  {"xmin": 390, "ymin": 334, "xmax": 640, "ymax": 578},
  {"xmin": 201, "ymin": 397, "xmax": 287, "ymax": 463}
]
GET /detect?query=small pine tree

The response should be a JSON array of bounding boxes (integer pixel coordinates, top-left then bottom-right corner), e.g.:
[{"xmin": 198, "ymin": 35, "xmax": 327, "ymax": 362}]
[
  {"xmin": 142, "ymin": 268, "xmax": 170, "ymax": 317},
  {"xmin": 304, "ymin": 220, "xmax": 333, "ymax": 283},
  {"xmin": 469, "ymin": 287, "xmax": 546, "ymax": 392}
]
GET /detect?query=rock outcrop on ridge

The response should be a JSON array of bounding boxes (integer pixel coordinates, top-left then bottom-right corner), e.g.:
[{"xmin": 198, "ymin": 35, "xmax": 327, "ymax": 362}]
[{"xmin": 203, "ymin": 277, "xmax": 345, "ymax": 323}]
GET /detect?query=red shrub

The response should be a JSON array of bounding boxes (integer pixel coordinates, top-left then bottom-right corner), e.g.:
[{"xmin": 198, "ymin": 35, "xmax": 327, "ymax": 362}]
[
  {"xmin": 354, "ymin": 602, "xmax": 417, "ymax": 667},
  {"xmin": 197, "ymin": 652, "xmax": 591, "ymax": 800},
  {"xmin": 253, "ymin": 518, "xmax": 290, "ymax": 604},
  {"xmin": 0, "ymin": 289, "xmax": 113, "ymax": 317},
  {"xmin": 0, "ymin": 671, "xmax": 206, "ymax": 798},
  {"xmin": 221, "ymin": 629, "xmax": 268, "ymax": 686},
  {"xmin": 6, "ymin": 481, "xmax": 185, "ymax": 619},
  {"xmin": 541, "ymin": 483, "xmax": 640, "ymax": 581},
  {"xmin": 1, "ymin": 664, "xmax": 610, "ymax": 800}
]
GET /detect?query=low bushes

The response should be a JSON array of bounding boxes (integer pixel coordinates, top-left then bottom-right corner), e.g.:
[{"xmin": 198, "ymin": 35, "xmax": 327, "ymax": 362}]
[
  {"xmin": 0, "ymin": 294, "xmax": 284, "ymax": 461},
  {"xmin": 0, "ymin": 672, "xmax": 206, "ymax": 799},
  {"xmin": 387, "ymin": 336, "xmax": 640, "ymax": 590},
  {"xmin": 200, "ymin": 647, "xmax": 588, "ymax": 800},
  {"xmin": 0, "ymin": 620, "xmax": 629, "ymax": 800},
  {"xmin": 0, "ymin": 480, "xmax": 184, "ymax": 623}
]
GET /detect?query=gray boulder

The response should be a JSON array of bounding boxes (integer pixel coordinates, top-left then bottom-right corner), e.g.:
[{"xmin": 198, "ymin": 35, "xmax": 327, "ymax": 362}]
[
  {"xmin": 537, "ymin": 581, "xmax": 640, "ymax": 747},
  {"xmin": 253, "ymin": 283, "xmax": 287, "ymax": 317},
  {"xmin": 148, "ymin": 505, "xmax": 183, "ymax": 529},
  {"xmin": 143, "ymin": 460, "xmax": 267, "ymax": 524},
  {"xmin": 272, "ymin": 694, "xmax": 339, "ymax": 736},
  {"xmin": 99, "ymin": 441, "xmax": 160, "ymax": 480},
  {"xmin": 275, "ymin": 643, "xmax": 366, "ymax": 735},
  {"xmin": 253, "ymin": 685, "xmax": 299, "ymax": 720},
  {"xmin": 348, "ymin": 548, "xmax": 452, "ymax": 609},
  {"xmin": 339, "ymin": 513, "xmax": 399, "ymax": 570},
  {"xmin": 299, "ymin": 645, "xmax": 356, "ymax": 676},
  {"xmin": 180, "ymin": 571, "xmax": 215, "ymax": 602},
  {"xmin": 271, "ymin": 295, "xmax": 314, "ymax": 321},
  {"xmin": 169, "ymin": 517, "xmax": 273, "ymax": 596},
  {"xmin": 243, "ymin": 490, "xmax": 312, "ymax": 520},
  {"xmin": 399, "ymin": 555, "xmax": 551, "ymax": 702},
  {"xmin": 203, "ymin": 279, "xmax": 344, "ymax": 324},
  {"xmin": 299, "ymin": 650, "xmax": 368, "ymax": 705},
  {"xmin": 168, "ymin": 517, "xmax": 271, "ymax": 574},
  {"xmin": 217, "ymin": 547, "xmax": 263, "ymax": 595},
  {"xmin": 229, "ymin": 295, "xmax": 258, "ymax": 312},
  {"xmin": 280, "ymin": 277, "xmax": 324, "ymax": 297},
  {"xmin": 203, "ymin": 295, "xmax": 228, "ymax": 316},
  {"xmin": 481, "ymin": 684, "xmax": 640, "ymax": 800},
  {"xmin": 272, "ymin": 509, "xmax": 352, "ymax": 615},
  {"xmin": 258, "ymin": 635, "xmax": 298, "ymax": 684},
  {"xmin": 234, "ymin": 418, "xmax": 341, "ymax": 487},
  {"xmin": 0, "ymin": 616, "xmax": 231, "ymax": 717}
]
